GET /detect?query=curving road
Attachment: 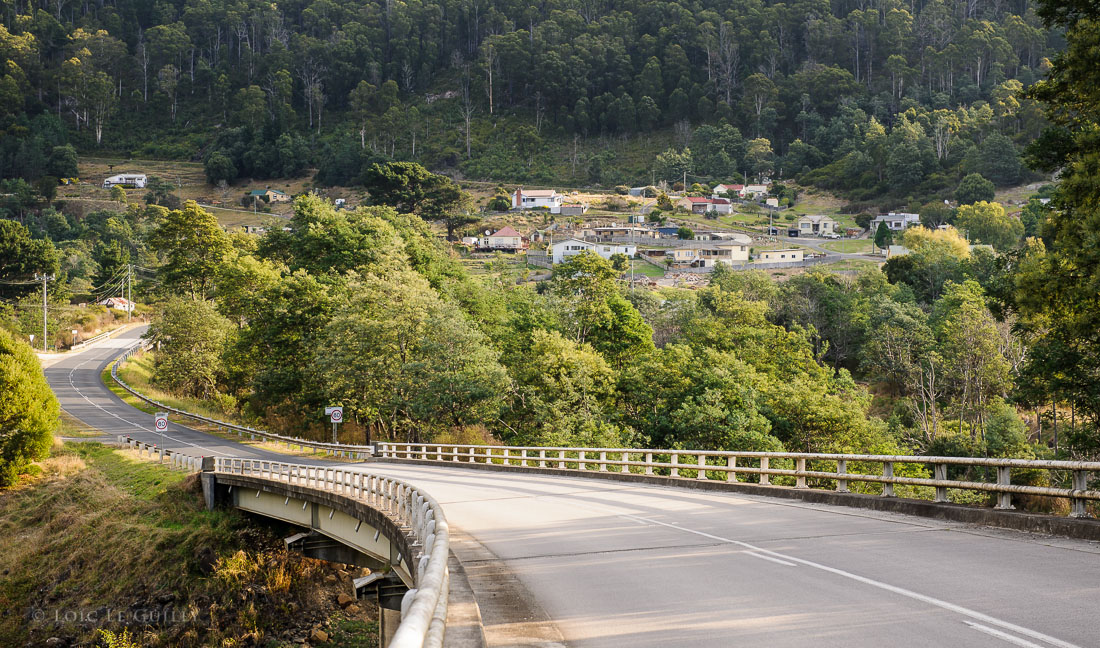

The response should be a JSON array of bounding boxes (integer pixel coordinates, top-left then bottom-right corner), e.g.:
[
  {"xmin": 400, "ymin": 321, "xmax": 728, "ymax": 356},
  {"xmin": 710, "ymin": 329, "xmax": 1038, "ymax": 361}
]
[{"xmin": 46, "ymin": 333, "xmax": 1100, "ymax": 648}]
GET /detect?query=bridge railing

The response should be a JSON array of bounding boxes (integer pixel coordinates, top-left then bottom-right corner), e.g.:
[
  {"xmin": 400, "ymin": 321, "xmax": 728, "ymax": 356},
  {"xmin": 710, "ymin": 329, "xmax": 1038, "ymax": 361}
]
[
  {"xmin": 377, "ymin": 442, "xmax": 1100, "ymax": 518},
  {"xmin": 111, "ymin": 342, "xmax": 372, "ymax": 458},
  {"xmin": 113, "ymin": 434, "xmax": 449, "ymax": 648},
  {"xmin": 215, "ymin": 456, "xmax": 450, "ymax": 648}
]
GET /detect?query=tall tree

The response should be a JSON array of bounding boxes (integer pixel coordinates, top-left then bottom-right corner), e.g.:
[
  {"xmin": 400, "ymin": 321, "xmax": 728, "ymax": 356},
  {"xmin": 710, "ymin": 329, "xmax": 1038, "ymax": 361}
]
[
  {"xmin": 1012, "ymin": 0, "xmax": 1100, "ymax": 447},
  {"xmin": 146, "ymin": 201, "xmax": 230, "ymax": 300}
]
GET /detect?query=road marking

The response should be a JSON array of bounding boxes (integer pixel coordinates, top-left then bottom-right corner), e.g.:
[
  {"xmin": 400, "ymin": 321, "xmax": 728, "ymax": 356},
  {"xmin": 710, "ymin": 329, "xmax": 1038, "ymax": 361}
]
[
  {"xmin": 586, "ymin": 506, "xmax": 1081, "ymax": 648},
  {"xmin": 64, "ymin": 357, "xmax": 228, "ymax": 456},
  {"xmin": 743, "ymin": 551, "xmax": 798, "ymax": 567},
  {"xmin": 964, "ymin": 621, "xmax": 1051, "ymax": 648}
]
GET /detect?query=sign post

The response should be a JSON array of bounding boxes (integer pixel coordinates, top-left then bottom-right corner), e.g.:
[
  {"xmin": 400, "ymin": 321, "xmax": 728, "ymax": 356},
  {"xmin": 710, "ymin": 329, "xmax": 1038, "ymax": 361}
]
[
  {"xmin": 325, "ymin": 406, "xmax": 343, "ymax": 444},
  {"xmin": 154, "ymin": 412, "xmax": 168, "ymax": 433}
]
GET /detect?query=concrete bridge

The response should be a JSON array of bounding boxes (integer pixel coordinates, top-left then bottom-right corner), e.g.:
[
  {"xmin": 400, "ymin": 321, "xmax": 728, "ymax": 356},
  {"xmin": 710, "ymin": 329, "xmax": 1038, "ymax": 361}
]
[{"xmin": 44, "ymin": 327, "xmax": 1100, "ymax": 648}]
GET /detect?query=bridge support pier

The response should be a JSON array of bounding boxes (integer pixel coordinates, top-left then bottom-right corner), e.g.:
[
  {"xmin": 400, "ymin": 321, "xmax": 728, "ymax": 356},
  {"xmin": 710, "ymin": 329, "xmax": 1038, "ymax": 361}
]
[{"xmin": 200, "ymin": 458, "xmax": 229, "ymax": 511}]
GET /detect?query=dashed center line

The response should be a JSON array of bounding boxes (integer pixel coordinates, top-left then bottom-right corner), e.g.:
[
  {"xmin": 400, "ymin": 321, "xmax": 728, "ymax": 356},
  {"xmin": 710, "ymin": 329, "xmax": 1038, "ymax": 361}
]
[{"xmin": 65, "ymin": 354, "xmax": 228, "ymax": 456}]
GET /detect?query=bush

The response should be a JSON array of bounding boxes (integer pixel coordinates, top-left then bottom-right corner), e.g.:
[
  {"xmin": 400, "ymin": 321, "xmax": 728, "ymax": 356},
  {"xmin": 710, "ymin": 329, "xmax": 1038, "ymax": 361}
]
[
  {"xmin": 0, "ymin": 328, "xmax": 59, "ymax": 486},
  {"xmin": 487, "ymin": 193, "xmax": 511, "ymax": 211},
  {"xmin": 614, "ymin": 185, "xmax": 629, "ymax": 195}
]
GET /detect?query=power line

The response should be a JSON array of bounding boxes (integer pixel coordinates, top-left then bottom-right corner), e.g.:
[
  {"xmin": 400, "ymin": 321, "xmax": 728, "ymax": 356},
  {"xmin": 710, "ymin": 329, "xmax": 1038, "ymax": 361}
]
[{"xmin": 89, "ymin": 266, "xmax": 129, "ymax": 292}]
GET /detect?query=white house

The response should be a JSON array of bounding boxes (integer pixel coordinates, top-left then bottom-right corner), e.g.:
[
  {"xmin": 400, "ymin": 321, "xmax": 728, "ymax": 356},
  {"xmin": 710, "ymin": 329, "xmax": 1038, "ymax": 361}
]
[
  {"xmin": 709, "ymin": 198, "xmax": 733, "ymax": 214},
  {"xmin": 551, "ymin": 238, "xmax": 636, "ymax": 264},
  {"xmin": 740, "ymin": 184, "xmax": 770, "ymax": 199},
  {"xmin": 103, "ymin": 173, "xmax": 147, "ymax": 188},
  {"xmin": 513, "ymin": 188, "xmax": 564, "ymax": 213},
  {"xmin": 99, "ymin": 297, "xmax": 135, "ymax": 312},
  {"xmin": 479, "ymin": 226, "xmax": 526, "ymax": 251},
  {"xmin": 712, "ymin": 183, "xmax": 744, "ymax": 199},
  {"xmin": 756, "ymin": 248, "xmax": 804, "ymax": 263},
  {"xmin": 795, "ymin": 214, "xmax": 838, "ymax": 236},
  {"xmin": 871, "ymin": 212, "xmax": 921, "ymax": 231}
]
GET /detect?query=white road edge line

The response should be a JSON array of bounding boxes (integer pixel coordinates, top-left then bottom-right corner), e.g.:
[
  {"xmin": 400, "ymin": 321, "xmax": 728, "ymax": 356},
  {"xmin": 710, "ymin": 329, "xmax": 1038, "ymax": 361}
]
[
  {"xmin": 965, "ymin": 621, "xmax": 1051, "ymax": 648},
  {"xmin": 593, "ymin": 507, "xmax": 1079, "ymax": 648},
  {"xmin": 65, "ymin": 355, "xmax": 229, "ymax": 457}
]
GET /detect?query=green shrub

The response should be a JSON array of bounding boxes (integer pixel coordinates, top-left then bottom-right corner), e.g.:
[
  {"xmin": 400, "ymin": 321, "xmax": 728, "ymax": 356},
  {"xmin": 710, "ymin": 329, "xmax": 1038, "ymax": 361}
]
[{"xmin": 0, "ymin": 328, "xmax": 59, "ymax": 486}]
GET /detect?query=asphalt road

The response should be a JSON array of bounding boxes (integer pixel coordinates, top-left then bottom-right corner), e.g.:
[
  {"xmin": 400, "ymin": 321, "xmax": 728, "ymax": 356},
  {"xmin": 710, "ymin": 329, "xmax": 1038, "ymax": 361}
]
[
  {"xmin": 47, "ymin": 332, "xmax": 1100, "ymax": 648},
  {"xmin": 44, "ymin": 325, "xmax": 283, "ymax": 460}
]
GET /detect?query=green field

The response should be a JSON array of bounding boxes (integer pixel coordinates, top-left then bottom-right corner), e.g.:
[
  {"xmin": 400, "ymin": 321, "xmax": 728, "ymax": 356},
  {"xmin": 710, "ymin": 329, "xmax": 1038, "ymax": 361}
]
[
  {"xmin": 821, "ymin": 239, "xmax": 873, "ymax": 253},
  {"xmin": 628, "ymin": 259, "xmax": 666, "ymax": 278}
]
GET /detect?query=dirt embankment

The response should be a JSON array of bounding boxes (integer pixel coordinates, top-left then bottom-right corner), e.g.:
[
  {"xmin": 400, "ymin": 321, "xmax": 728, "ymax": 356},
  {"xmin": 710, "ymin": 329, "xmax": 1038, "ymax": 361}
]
[{"xmin": 0, "ymin": 442, "xmax": 378, "ymax": 647}]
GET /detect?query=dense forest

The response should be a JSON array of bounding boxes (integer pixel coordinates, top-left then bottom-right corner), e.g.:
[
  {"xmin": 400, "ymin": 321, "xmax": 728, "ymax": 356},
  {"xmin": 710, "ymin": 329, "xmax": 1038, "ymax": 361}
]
[
  {"xmin": 1, "ymin": 0, "xmax": 1061, "ymax": 202},
  {"xmin": 3, "ymin": 0, "xmax": 1099, "ymax": 496}
]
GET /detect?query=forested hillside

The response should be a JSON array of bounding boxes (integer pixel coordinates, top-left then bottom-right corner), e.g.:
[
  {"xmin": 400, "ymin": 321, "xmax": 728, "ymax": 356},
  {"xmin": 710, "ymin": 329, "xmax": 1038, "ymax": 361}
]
[{"xmin": 1, "ymin": 0, "xmax": 1059, "ymax": 203}]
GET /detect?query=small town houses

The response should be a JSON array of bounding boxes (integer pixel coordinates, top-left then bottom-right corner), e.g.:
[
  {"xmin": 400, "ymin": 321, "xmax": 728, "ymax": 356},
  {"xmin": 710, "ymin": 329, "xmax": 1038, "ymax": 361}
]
[
  {"xmin": 477, "ymin": 226, "xmax": 527, "ymax": 251},
  {"xmin": 512, "ymin": 188, "xmax": 565, "ymax": 213},
  {"xmin": 794, "ymin": 214, "xmax": 838, "ymax": 237},
  {"xmin": 248, "ymin": 188, "xmax": 291, "ymax": 203},
  {"xmin": 551, "ymin": 238, "xmax": 637, "ymax": 264},
  {"xmin": 676, "ymin": 196, "xmax": 733, "ymax": 214},
  {"xmin": 871, "ymin": 212, "xmax": 921, "ymax": 231}
]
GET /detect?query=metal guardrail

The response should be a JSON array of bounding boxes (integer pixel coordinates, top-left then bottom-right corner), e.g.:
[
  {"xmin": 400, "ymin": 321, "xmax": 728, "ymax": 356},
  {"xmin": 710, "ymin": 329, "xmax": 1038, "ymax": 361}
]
[
  {"xmin": 72, "ymin": 323, "xmax": 131, "ymax": 350},
  {"xmin": 116, "ymin": 434, "xmax": 207, "ymax": 471},
  {"xmin": 377, "ymin": 443, "xmax": 1100, "ymax": 518},
  {"xmin": 115, "ymin": 435, "xmax": 449, "ymax": 648},
  {"xmin": 111, "ymin": 342, "xmax": 373, "ymax": 458}
]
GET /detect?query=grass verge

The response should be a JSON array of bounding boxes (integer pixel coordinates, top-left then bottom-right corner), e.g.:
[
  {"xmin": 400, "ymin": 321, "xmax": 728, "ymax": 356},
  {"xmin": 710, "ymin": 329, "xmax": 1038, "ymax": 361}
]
[{"xmin": 104, "ymin": 352, "xmax": 350, "ymax": 462}]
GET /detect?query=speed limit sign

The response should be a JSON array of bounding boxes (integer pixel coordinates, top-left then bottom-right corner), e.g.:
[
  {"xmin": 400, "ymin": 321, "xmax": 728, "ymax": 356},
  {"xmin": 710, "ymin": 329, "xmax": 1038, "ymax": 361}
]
[
  {"xmin": 154, "ymin": 412, "xmax": 168, "ymax": 431},
  {"xmin": 325, "ymin": 406, "xmax": 343, "ymax": 423}
]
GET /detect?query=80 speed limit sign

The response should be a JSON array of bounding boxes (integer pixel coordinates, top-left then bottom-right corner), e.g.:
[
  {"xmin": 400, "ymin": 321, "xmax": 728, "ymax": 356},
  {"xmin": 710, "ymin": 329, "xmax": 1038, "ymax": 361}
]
[{"xmin": 154, "ymin": 412, "xmax": 168, "ymax": 431}]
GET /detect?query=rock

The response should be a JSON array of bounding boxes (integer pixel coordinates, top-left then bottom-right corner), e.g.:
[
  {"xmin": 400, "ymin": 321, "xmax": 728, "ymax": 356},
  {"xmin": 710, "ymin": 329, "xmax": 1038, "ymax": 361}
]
[
  {"xmin": 324, "ymin": 575, "xmax": 337, "ymax": 585},
  {"xmin": 44, "ymin": 638, "xmax": 65, "ymax": 647},
  {"xmin": 346, "ymin": 604, "xmax": 362, "ymax": 615},
  {"xmin": 337, "ymin": 593, "xmax": 355, "ymax": 608},
  {"xmin": 336, "ymin": 569, "xmax": 349, "ymax": 580},
  {"xmin": 309, "ymin": 628, "xmax": 329, "ymax": 643}
]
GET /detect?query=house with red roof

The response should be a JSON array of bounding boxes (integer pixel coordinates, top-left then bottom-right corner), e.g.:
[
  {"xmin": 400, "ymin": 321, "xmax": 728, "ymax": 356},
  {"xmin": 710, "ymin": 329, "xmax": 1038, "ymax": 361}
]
[
  {"xmin": 676, "ymin": 196, "xmax": 713, "ymax": 214},
  {"xmin": 478, "ymin": 226, "xmax": 527, "ymax": 251},
  {"xmin": 712, "ymin": 183, "xmax": 744, "ymax": 199}
]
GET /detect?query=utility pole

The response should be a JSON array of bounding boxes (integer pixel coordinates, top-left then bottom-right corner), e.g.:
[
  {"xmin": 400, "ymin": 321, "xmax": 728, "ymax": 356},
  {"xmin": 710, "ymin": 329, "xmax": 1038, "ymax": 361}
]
[
  {"xmin": 127, "ymin": 264, "xmax": 133, "ymax": 322},
  {"xmin": 630, "ymin": 215, "xmax": 635, "ymax": 295},
  {"xmin": 34, "ymin": 273, "xmax": 53, "ymax": 351}
]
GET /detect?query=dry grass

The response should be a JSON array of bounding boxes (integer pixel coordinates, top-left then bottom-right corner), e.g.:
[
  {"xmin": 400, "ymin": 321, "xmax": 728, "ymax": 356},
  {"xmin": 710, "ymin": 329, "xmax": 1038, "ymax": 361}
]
[{"xmin": 0, "ymin": 441, "xmax": 376, "ymax": 646}]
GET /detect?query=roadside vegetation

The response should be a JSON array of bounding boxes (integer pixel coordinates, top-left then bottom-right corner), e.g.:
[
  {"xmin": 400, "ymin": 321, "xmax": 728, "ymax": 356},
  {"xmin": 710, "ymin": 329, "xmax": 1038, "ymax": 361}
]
[{"xmin": 0, "ymin": 440, "xmax": 378, "ymax": 647}]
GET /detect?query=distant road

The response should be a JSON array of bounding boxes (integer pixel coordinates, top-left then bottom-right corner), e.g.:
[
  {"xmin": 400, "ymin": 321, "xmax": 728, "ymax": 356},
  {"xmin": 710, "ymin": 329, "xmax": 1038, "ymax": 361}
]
[
  {"xmin": 46, "ymin": 331, "xmax": 1100, "ymax": 648},
  {"xmin": 44, "ymin": 326, "xmax": 283, "ymax": 459}
]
